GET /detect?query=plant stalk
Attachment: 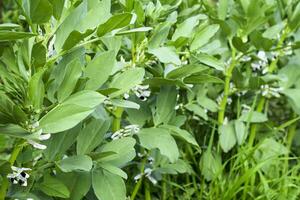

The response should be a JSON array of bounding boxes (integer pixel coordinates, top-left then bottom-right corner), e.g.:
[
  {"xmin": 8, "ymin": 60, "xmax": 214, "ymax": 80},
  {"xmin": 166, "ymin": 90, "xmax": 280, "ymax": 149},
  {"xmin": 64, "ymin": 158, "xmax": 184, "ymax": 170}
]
[
  {"xmin": 218, "ymin": 43, "xmax": 236, "ymax": 125},
  {"xmin": 0, "ymin": 140, "xmax": 24, "ymax": 200}
]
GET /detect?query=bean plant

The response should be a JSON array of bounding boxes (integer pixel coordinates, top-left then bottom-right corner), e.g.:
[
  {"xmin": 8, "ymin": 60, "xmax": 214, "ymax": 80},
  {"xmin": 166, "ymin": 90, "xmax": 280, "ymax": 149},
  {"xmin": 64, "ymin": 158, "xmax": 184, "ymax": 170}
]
[{"xmin": 1, "ymin": 0, "xmax": 300, "ymax": 199}]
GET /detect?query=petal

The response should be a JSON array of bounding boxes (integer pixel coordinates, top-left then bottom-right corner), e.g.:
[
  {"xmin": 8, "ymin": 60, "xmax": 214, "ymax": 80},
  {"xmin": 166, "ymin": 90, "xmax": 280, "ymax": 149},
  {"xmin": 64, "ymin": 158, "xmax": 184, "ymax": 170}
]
[
  {"xmin": 28, "ymin": 140, "xmax": 47, "ymax": 150},
  {"xmin": 39, "ymin": 133, "xmax": 51, "ymax": 141}
]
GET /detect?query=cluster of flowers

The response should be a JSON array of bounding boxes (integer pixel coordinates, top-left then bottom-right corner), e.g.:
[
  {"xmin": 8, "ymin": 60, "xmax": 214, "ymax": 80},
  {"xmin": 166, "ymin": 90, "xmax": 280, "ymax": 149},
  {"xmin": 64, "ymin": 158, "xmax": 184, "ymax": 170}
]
[
  {"xmin": 7, "ymin": 166, "xmax": 31, "ymax": 187},
  {"xmin": 124, "ymin": 84, "xmax": 151, "ymax": 101},
  {"xmin": 134, "ymin": 152, "xmax": 157, "ymax": 184},
  {"xmin": 260, "ymin": 84, "xmax": 283, "ymax": 98},
  {"xmin": 26, "ymin": 121, "xmax": 51, "ymax": 150},
  {"xmin": 111, "ymin": 125, "xmax": 140, "ymax": 140}
]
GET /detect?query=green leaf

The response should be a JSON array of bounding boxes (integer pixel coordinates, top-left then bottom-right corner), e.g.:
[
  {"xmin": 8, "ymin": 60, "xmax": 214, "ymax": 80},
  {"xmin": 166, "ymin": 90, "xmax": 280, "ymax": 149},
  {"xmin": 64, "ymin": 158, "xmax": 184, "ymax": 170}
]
[
  {"xmin": 289, "ymin": 2, "xmax": 300, "ymax": 30},
  {"xmin": 200, "ymin": 150, "xmax": 222, "ymax": 181},
  {"xmin": 62, "ymin": 90, "xmax": 105, "ymax": 108},
  {"xmin": 99, "ymin": 137, "xmax": 136, "ymax": 167},
  {"xmin": 148, "ymin": 22, "xmax": 171, "ymax": 49},
  {"xmin": 39, "ymin": 175, "xmax": 70, "ymax": 198},
  {"xmin": 262, "ymin": 22, "xmax": 284, "ymax": 39},
  {"xmin": 166, "ymin": 64, "xmax": 208, "ymax": 79},
  {"xmin": 218, "ymin": 0, "xmax": 229, "ymax": 20},
  {"xmin": 0, "ymin": 23, "xmax": 20, "ymax": 30},
  {"xmin": 85, "ymin": 50, "xmax": 115, "ymax": 90},
  {"xmin": 234, "ymin": 120, "xmax": 247, "ymax": 145},
  {"xmin": 97, "ymin": 13, "xmax": 133, "ymax": 37},
  {"xmin": 138, "ymin": 128, "xmax": 179, "ymax": 163},
  {"xmin": 219, "ymin": 123, "xmax": 237, "ymax": 153},
  {"xmin": 44, "ymin": 126, "xmax": 80, "ymax": 161},
  {"xmin": 62, "ymin": 29, "xmax": 94, "ymax": 51},
  {"xmin": 29, "ymin": 0, "xmax": 53, "ymax": 24},
  {"xmin": 98, "ymin": 163, "xmax": 128, "ymax": 179},
  {"xmin": 92, "ymin": 168, "xmax": 126, "ymax": 200},
  {"xmin": 0, "ymin": 124, "xmax": 29, "ymax": 138},
  {"xmin": 49, "ymin": 0, "xmax": 65, "ymax": 20},
  {"xmin": 184, "ymin": 74, "xmax": 224, "ymax": 84},
  {"xmin": 185, "ymin": 103, "xmax": 208, "ymax": 120},
  {"xmin": 39, "ymin": 91, "xmax": 105, "ymax": 133},
  {"xmin": 31, "ymin": 42, "xmax": 47, "ymax": 68},
  {"xmin": 190, "ymin": 24, "xmax": 220, "ymax": 51},
  {"xmin": 0, "ymin": 31, "xmax": 36, "ymax": 41},
  {"xmin": 172, "ymin": 15, "xmax": 202, "ymax": 41},
  {"xmin": 109, "ymin": 68, "xmax": 145, "ymax": 97},
  {"xmin": 77, "ymin": 118, "xmax": 110, "ymax": 155},
  {"xmin": 154, "ymin": 86, "xmax": 177, "ymax": 125},
  {"xmin": 239, "ymin": 111, "xmax": 268, "ymax": 123},
  {"xmin": 232, "ymin": 37, "xmax": 249, "ymax": 53},
  {"xmin": 54, "ymin": 1, "xmax": 88, "ymax": 52},
  {"xmin": 193, "ymin": 53, "xmax": 224, "ymax": 71},
  {"xmin": 28, "ymin": 69, "xmax": 45, "ymax": 110},
  {"xmin": 57, "ymin": 155, "xmax": 93, "ymax": 172},
  {"xmin": 160, "ymin": 125, "xmax": 199, "ymax": 147},
  {"xmin": 58, "ymin": 171, "xmax": 91, "ymax": 200},
  {"xmin": 57, "ymin": 58, "xmax": 82, "ymax": 102},
  {"xmin": 282, "ymin": 89, "xmax": 300, "ymax": 115},
  {"xmin": 115, "ymin": 27, "xmax": 152, "ymax": 35},
  {"xmin": 110, "ymin": 99, "xmax": 140, "ymax": 109},
  {"xmin": 148, "ymin": 47, "xmax": 181, "ymax": 65}
]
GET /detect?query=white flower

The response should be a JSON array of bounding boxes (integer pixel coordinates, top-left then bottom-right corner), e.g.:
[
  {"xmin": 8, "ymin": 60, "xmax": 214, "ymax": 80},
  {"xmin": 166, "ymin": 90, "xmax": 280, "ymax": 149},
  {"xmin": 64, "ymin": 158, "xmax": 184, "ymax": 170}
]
[
  {"xmin": 7, "ymin": 166, "xmax": 31, "ymax": 187},
  {"xmin": 39, "ymin": 133, "xmax": 51, "ymax": 141},
  {"xmin": 134, "ymin": 168, "xmax": 157, "ymax": 185},
  {"xmin": 217, "ymin": 93, "xmax": 232, "ymax": 105},
  {"xmin": 260, "ymin": 84, "xmax": 283, "ymax": 98},
  {"xmin": 47, "ymin": 34, "xmax": 56, "ymax": 58},
  {"xmin": 111, "ymin": 125, "xmax": 140, "ymax": 140},
  {"xmin": 147, "ymin": 156, "xmax": 154, "ymax": 165},
  {"xmin": 144, "ymin": 168, "xmax": 157, "ymax": 184},
  {"xmin": 27, "ymin": 129, "xmax": 50, "ymax": 150},
  {"xmin": 283, "ymin": 42, "xmax": 293, "ymax": 56},
  {"xmin": 132, "ymin": 85, "xmax": 151, "ymax": 101},
  {"xmin": 240, "ymin": 55, "xmax": 251, "ymax": 62},
  {"xmin": 28, "ymin": 140, "xmax": 47, "ymax": 150},
  {"xmin": 251, "ymin": 51, "xmax": 268, "ymax": 74},
  {"xmin": 241, "ymin": 104, "xmax": 251, "ymax": 114},
  {"xmin": 123, "ymin": 93, "xmax": 130, "ymax": 100}
]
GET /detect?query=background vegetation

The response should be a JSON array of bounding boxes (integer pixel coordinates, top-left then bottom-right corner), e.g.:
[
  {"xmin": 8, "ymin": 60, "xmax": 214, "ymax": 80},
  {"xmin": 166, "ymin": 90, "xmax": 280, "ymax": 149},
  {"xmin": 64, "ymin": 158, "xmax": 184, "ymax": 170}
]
[{"xmin": 1, "ymin": 0, "xmax": 300, "ymax": 199}]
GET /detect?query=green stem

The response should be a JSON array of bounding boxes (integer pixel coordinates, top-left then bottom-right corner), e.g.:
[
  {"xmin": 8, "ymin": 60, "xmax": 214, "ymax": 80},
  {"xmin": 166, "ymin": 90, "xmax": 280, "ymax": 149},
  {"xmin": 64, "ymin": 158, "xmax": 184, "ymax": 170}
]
[
  {"xmin": 112, "ymin": 107, "xmax": 124, "ymax": 132},
  {"xmin": 248, "ymin": 97, "xmax": 265, "ymax": 147},
  {"xmin": 145, "ymin": 181, "xmax": 151, "ymax": 200},
  {"xmin": 0, "ymin": 141, "xmax": 24, "ymax": 200},
  {"xmin": 130, "ymin": 159, "xmax": 146, "ymax": 200},
  {"xmin": 162, "ymin": 177, "xmax": 167, "ymax": 200},
  {"xmin": 218, "ymin": 43, "xmax": 236, "ymax": 125},
  {"xmin": 248, "ymin": 25, "xmax": 289, "ymax": 147}
]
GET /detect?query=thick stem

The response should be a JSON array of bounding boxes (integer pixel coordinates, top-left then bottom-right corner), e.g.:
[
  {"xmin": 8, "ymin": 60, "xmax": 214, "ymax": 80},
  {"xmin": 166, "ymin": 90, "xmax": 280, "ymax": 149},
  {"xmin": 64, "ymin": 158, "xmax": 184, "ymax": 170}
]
[
  {"xmin": 0, "ymin": 141, "xmax": 24, "ymax": 200},
  {"xmin": 130, "ymin": 159, "xmax": 146, "ymax": 200},
  {"xmin": 144, "ymin": 181, "xmax": 151, "ymax": 200},
  {"xmin": 248, "ymin": 97, "xmax": 265, "ymax": 147},
  {"xmin": 218, "ymin": 45, "xmax": 236, "ymax": 125},
  {"xmin": 112, "ymin": 107, "xmax": 124, "ymax": 132}
]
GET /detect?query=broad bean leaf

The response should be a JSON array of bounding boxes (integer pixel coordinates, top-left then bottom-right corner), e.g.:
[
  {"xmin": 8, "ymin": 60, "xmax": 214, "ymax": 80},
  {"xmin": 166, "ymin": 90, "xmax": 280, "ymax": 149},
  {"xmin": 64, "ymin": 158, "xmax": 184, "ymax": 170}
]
[
  {"xmin": 92, "ymin": 168, "xmax": 126, "ymax": 200},
  {"xmin": 85, "ymin": 50, "xmax": 115, "ymax": 90},
  {"xmin": 148, "ymin": 47, "xmax": 181, "ymax": 65},
  {"xmin": 97, "ymin": 13, "xmax": 133, "ymax": 37},
  {"xmin": 77, "ymin": 118, "xmax": 110, "ymax": 155},
  {"xmin": 39, "ymin": 91, "xmax": 105, "ymax": 133},
  {"xmin": 39, "ymin": 175, "xmax": 70, "ymax": 198},
  {"xmin": 219, "ymin": 123, "xmax": 237, "ymax": 153},
  {"xmin": 190, "ymin": 24, "xmax": 220, "ymax": 51},
  {"xmin": 57, "ymin": 155, "xmax": 93, "ymax": 172},
  {"xmin": 138, "ymin": 128, "xmax": 179, "ymax": 163}
]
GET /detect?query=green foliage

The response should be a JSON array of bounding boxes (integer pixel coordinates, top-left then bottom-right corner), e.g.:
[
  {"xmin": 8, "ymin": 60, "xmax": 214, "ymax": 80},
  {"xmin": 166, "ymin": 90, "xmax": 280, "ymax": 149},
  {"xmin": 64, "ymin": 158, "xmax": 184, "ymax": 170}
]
[{"xmin": 1, "ymin": 0, "xmax": 300, "ymax": 199}]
